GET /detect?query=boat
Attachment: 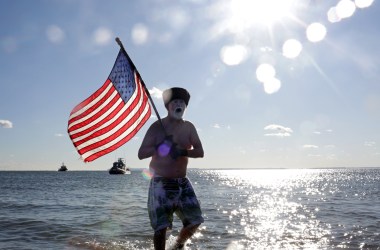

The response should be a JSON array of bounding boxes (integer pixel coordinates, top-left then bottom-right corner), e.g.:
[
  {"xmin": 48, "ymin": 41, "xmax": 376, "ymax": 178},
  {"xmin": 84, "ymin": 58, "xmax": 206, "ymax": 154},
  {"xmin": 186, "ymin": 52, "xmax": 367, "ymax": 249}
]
[
  {"xmin": 58, "ymin": 162, "xmax": 68, "ymax": 171},
  {"xmin": 109, "ymin": 158, "xmax": 131, "ymax": 175}
]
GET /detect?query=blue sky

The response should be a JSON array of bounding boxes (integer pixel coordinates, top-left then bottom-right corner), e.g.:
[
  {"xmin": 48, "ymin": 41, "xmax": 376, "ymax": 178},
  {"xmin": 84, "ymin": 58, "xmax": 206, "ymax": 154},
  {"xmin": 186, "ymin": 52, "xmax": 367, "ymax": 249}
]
[{"xmin": 1, "ymin": 0, "xmax": 379, "ymax": 171}]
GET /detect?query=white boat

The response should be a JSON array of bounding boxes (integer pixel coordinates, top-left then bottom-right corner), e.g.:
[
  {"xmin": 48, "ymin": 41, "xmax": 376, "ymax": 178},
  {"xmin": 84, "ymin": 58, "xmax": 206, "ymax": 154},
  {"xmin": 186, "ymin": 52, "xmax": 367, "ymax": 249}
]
[{"xmin": 109, "ymin": 158, "xmax": 131, "ymax": 175}]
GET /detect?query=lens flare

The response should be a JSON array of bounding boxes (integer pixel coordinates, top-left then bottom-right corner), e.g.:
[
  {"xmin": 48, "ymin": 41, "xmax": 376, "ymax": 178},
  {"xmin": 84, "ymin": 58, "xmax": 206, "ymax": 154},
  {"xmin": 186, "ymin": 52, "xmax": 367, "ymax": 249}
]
[
  {"xmin": 306, "ymin": 23, "xmax": 327, "ymax": 43},
  {"xmin": 336, "ymin": 0, "xmax": 356, "ymax": 19},
  {"xmin": 220, "ymin": 45, "xmax": 248, "ymax": 66},
  {"xmin": 141, "ymin": 169, "xmax": 153, "ymax": 180},
  {"xmin": 282, "ymin": 39, "xmax": 303, "ymax": 59}
]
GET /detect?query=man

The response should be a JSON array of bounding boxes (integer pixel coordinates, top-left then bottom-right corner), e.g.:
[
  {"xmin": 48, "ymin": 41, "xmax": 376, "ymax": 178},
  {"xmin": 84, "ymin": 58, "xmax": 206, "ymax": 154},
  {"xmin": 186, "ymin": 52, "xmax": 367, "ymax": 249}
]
[{"xmin": 138, "ymin": 87, "xmax": 204, "ymax": 250}]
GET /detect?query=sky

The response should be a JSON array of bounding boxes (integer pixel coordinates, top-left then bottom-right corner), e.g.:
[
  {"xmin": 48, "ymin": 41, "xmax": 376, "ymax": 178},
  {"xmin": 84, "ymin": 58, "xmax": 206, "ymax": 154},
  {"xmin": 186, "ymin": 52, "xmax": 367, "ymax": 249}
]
[{"xmin": 1, "ymin": 0, "xmax": 379, "ymax": 171}]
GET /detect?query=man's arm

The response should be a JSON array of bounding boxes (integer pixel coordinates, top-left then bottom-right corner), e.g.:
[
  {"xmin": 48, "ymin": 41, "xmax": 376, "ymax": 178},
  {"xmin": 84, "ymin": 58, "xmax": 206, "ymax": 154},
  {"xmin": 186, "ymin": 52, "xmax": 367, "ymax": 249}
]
[
  {"xmin": 138, "ymin": 124, "xmax": 157, "ymax": 160},
  {"xmin": 187, "ymin": 123, "xmax": 204, "ymax": 158}
]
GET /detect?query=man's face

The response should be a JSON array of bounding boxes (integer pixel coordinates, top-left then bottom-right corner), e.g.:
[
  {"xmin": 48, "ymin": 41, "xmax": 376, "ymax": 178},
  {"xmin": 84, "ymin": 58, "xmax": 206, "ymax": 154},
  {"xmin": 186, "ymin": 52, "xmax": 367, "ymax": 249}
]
[{"xmin": 168, "ymin": 99, "xmax": 186, "ymax": 120}]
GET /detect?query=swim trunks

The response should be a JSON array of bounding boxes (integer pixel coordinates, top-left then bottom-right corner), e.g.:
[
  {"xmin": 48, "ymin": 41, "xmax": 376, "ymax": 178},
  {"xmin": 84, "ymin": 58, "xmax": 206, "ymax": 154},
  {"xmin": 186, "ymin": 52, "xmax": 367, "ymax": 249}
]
[{"xmin": 148, "ymin": 177, "xmax": 204, "ymax": 232}]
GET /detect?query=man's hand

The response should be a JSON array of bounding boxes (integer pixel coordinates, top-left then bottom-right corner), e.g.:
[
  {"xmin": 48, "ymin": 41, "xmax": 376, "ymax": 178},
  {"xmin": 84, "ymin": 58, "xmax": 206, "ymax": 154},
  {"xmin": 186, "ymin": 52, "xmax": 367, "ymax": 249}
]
[
  {"xmin": 170, "ymin": 146, "xmax": 188, "ymax": 160},
  {"xmin": 155, "ymin": 135, "xmax": 188, "ymax": 159},
  {"xmin": 155, "ymin": 135, "xmax": 174, "ymax": 157}
]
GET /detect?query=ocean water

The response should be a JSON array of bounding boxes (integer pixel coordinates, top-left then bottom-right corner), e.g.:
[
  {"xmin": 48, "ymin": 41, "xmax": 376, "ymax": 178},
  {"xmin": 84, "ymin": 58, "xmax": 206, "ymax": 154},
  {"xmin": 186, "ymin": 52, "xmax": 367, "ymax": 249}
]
[{"xmin": 0, "ymin": 168, "xmax": 379, "ymax": 250}]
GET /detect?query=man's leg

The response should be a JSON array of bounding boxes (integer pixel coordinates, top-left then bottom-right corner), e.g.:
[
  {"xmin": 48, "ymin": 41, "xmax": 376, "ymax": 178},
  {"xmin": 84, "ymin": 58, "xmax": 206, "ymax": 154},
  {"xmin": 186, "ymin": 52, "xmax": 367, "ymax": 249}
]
[
  {"xmin": 154, "ymin": 228, "xmax": 167, "ymax": 250},
  {"xmin": 173, "ymin": 223, "xmax": 201, "ymax": 249}
]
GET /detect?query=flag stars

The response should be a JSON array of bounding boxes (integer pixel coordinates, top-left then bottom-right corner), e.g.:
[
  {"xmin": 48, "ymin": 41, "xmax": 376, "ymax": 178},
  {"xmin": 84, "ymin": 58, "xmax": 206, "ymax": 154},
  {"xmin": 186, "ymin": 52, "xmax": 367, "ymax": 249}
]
[{"xmin": 109, "ymin": 52, "xmax": 137, "ymax": 103}]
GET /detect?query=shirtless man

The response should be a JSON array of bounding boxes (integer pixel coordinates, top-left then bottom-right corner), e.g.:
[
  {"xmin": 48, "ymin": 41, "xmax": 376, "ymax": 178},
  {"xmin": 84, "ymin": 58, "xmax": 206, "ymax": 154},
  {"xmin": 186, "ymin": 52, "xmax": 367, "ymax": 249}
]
[{"xmin": 138, "ymin": 87, "xmax": 204, "ymax": 250}]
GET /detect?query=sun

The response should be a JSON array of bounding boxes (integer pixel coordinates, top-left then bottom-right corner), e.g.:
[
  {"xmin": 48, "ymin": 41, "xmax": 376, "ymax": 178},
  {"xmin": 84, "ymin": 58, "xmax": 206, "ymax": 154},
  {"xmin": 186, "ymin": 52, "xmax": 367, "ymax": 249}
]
[{"xmin": 228, "ymin": 0, "xmax": 295, "ymax": 27}]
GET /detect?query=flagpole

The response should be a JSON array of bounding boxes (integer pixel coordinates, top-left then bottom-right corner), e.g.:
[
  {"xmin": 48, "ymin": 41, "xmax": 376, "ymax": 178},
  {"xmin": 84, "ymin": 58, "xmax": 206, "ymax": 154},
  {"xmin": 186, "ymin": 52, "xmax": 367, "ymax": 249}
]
[{"xmin": 115, "ymin": 37, "xmax": 167, "ymax": 136}]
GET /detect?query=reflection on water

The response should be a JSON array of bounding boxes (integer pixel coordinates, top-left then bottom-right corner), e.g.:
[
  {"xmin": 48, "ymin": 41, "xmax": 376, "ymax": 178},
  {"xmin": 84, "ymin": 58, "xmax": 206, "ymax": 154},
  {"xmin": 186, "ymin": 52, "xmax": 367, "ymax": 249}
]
[
  {"xmin": 1, "ymin": 170, "xmax": 378, "ymax": 249},
  {"xmin": 197, "ymin": 169, "xmax": 380, "ymax": 249}
]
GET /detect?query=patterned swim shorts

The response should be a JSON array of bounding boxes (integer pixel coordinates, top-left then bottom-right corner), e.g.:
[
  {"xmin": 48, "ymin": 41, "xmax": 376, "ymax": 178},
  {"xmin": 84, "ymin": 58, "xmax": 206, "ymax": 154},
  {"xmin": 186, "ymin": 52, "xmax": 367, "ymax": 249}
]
[{"xmin": 148, "ymin": 177, "xmax": 204, "ymax": 232}]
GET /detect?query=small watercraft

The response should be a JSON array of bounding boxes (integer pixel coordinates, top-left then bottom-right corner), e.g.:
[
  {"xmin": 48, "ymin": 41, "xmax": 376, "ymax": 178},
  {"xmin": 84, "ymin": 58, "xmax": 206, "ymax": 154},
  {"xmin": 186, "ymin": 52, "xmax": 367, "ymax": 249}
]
[
  {"xmin": 58, "ymin": 162, "xmax": 68, "ymax": 171},
  {"xmin": 109, "ymin": 158, "xmax": 130, "ymax": 175}
]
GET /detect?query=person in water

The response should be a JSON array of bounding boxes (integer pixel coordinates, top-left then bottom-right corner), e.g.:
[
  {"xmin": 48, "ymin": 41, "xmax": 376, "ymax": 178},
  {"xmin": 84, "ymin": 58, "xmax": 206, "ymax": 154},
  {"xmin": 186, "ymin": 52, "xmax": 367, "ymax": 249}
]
[{"xmin": 138, "ymin": 87, "xmax": 204, "ymax": 250}]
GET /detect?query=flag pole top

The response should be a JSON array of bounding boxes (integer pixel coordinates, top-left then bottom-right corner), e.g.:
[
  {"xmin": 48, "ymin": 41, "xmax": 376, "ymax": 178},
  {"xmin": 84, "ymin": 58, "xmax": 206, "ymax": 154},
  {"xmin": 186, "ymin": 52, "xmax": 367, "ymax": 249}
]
[
  {"xmin": 115, "ymin": 37, "xmax": 122, "ymax": 47},
  {"xmin": 115, "ymin": 37, "xmax": 167, "ymax": 137}
]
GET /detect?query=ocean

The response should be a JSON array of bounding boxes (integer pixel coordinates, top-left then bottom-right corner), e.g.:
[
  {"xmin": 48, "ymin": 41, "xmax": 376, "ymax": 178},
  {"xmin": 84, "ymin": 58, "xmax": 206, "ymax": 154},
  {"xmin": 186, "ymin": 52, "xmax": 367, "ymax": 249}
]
[{"xmin": 0, "ymin": 168, "xmax": 379, "ymax": 250}]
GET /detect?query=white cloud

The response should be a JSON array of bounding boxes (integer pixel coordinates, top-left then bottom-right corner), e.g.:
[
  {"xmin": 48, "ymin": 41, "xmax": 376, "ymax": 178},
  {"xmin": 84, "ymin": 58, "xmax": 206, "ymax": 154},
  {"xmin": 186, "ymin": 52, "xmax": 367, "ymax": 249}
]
[
  {"xmin": 264, "ymin": 132, "xmax": 291, "ymax": 137},
  {"xmin": 93, "ymin": 27, "xmax": 113, "ymax": 46},
  {"xmin": 303, "ymin": 144, "xmax": 319, "ymax": 149},
  {"xmin": 54, "ymin": 133, "xmax": 64, "ymax": 137},
  {"xmin": 46, "ymin": 25, "xmax": 65, "ymax": 44},
  {"xmin": 131, "ymin": 23, "xmax": 149, "ymax": 45},
  {"xmin": 212, "ymin": 123, "xmax": 221, "ymax": 129},
  {"xmin": 364, "ymin": 141, "xmax": 376, "ymax": 147},
  {"xmin": 211, "ymin": 123, "xmax": 231, "ymax": 130},
  {"xmin": 264, "ymin": 124, "xmax": 293, "ymax": 137},
  {"xmin": 149, "ymin": 87, "xmax": 163, "ymax": 99},
  {"xmin": 0, "ymin": 120, "xmax": 13, "ymax": 128}
]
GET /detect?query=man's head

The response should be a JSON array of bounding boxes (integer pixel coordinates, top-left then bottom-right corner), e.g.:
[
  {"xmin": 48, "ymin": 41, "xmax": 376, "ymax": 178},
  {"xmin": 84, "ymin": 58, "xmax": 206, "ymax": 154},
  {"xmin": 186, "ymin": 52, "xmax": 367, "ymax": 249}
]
[{"xmin": 163, "ymin": 87, "xmax": 190, "ymax": 120}]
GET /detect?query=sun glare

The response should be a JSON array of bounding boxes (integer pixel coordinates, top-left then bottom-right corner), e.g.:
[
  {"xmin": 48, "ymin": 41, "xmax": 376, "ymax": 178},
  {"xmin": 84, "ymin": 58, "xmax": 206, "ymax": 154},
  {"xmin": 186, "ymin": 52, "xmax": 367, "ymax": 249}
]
[
  {"xmin": 336, "ymin": 0, "xmax": 356, "ymax": 19},
  {"xmin": 220, "ymin": 45, "xmax": 249, "ymax": 66},
  {"xmin": 282, "ymin": 39, "xmax": 303, "ymax": 59},
  {"xmin": 256, "ymin": 63, "xmax": 282, "ymax": 94},
  {"xmin": 228, "ymin": 0, "xmax": 295, "ymax": 27},
  {"xmin": 306, "ymin": 23, "xmax": 327, "ymax": 43}
]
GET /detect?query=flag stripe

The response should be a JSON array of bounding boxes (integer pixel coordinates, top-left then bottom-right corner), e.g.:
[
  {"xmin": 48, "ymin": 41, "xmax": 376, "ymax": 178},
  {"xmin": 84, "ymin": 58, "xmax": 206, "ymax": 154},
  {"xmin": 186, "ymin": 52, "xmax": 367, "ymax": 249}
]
[
  {"xmin": 79, "ymin": 79, "xmax": 150, "ymax": 159},
  {"xmin": 68, "ymin": 83, "xmax": 127, "ymax": 139},
  {"xmin": 69, "ymin": 81, "xmax": 114, "ymax": 122},
  {"xmin": 67, "ymin": 50, "xmax": 151, "ymax": 162},
  {"xmin": 83, "ymin": 106, "xmax": 151, "ymax": 162},
  {"xmin": 74, "ymin": 74, "xmax": 145, "ymax": 151},
  {"xmin": 81, "ymin": 103, "xmax": 151, "ymax": 162},
  {"xmin": 68, "ymin": 94, "xmax": 124, "ymax": 140},
  {"xmin": 68, "ymin": 81, "xmax": 117, "ymax": 131}
]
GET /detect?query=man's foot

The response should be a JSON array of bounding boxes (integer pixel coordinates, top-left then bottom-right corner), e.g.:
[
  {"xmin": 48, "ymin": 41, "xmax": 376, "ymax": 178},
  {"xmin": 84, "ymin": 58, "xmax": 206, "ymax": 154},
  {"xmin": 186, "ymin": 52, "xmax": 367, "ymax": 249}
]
[{"xmin": 171, "ymin": 242, "xmax": 184, "ymax": 250}]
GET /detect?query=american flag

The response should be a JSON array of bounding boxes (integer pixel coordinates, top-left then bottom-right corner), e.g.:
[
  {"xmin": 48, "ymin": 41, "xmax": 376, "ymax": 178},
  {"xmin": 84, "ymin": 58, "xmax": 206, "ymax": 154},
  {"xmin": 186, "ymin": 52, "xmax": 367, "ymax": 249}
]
[{"xmin": 67, "ymin": 50, "xmax": 151, "ymax": 162}]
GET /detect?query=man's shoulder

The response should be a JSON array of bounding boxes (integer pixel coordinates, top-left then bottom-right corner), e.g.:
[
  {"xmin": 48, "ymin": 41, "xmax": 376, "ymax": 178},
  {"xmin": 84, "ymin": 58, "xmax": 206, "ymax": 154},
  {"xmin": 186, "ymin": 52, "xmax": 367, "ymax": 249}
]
[
  {"xmin": 147, "ymin": 120, "xmax": 163, "ymax": 130},
  {"xmin": 183, "ymin": 120, "xmax": 196, "ymax": 130}
]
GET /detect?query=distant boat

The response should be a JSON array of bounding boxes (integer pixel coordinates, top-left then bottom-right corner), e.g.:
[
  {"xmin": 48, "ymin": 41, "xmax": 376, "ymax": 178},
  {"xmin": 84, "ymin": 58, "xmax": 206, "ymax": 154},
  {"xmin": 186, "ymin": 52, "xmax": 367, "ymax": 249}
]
[
  {"xmin": 58, "ymin": 162, "xmax": 68, "ymax": 171},
  {"xmin": 109, "ymin": 158, "xmax": 130, "ymax": 175}
]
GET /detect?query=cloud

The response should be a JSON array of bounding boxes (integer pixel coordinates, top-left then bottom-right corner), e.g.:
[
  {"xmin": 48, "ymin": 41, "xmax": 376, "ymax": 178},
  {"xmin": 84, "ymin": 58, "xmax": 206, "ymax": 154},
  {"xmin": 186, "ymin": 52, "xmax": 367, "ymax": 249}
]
[
  {"xmin": 2, "ymin": 36, "xmax": 18, "ymax": 53},
  {"xmin": 264, "ymin": 124, "xmax": 293, "ymax": 137},
  {"xmin": 364, "ymin": 141, "xmax": 376, "ymax": 147},
  {"xmin": 303, "ymin": 144, "xmax": 319, "ymax": 149},
  {"xmin": 0, "ymin": 120, "xmax": 13, "ymax": 128},
  {"xmin": 93, "ymin": 27, "xmax": 113, "ymax": 46},
  {"xmin": 54, "ymin": 133, "xmax": 64, "ymax": 137},
  {"xmin": 149, "ymin": 87, "xmax": 163, "ymax": 99},
  {"xmin": 46, "ymin": 25, "xmax": 65, "ymax": 44},
  {"xmin": 211, "ymin": 123, "xmax": 231, "ymax": 130},
  {"xmin": 131, "ymin": 23, "xmax": 149, "ymax": 45},
  {"xmin": 212, "ymin": 123, "xmax": 221, "ymax": 129}
]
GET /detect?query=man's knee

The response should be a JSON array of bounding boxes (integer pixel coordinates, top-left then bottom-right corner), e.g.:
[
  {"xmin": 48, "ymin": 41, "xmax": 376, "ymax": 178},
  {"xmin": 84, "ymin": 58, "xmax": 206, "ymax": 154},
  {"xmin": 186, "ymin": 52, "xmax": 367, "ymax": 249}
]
[{"xmin": 154, "ymin": 228, "xmax": 167, "ymax": 238}]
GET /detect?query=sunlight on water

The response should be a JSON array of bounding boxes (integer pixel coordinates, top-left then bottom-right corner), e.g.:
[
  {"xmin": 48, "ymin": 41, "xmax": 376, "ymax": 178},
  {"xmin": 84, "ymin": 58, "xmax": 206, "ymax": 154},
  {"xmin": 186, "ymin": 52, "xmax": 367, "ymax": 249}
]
[{"xmin": 209, "ymin": 169, "xmax": 333, "ymax": 249}]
